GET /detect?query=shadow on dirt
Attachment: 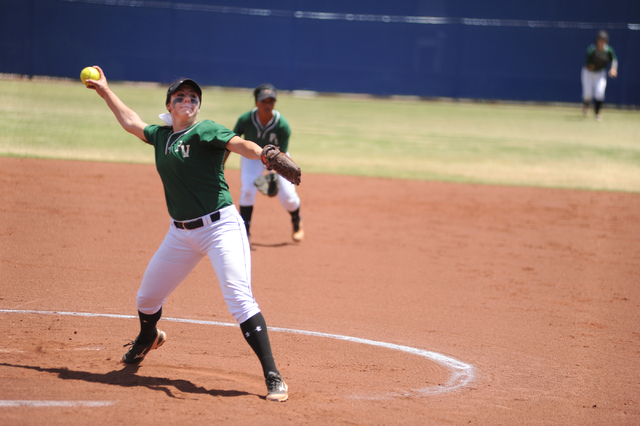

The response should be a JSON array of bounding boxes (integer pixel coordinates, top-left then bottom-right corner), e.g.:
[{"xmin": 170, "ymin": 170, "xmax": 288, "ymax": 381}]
[
  {"xmin": 251, "ymin": 241, "xmax": 295, "ymax": 248},
  {"xmin": 0, "ymin": 362, "xmax": 256, "ymax": 399}
]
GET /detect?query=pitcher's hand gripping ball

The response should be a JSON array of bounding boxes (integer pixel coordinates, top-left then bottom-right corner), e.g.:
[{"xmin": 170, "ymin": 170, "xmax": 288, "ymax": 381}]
[
  {"xmin": 261, "ymin": 145, "xmax": 301, "ymax": 186},
  {"xmin": 80, "ymin": 67, "xmax": 100, "ymax": 87}
]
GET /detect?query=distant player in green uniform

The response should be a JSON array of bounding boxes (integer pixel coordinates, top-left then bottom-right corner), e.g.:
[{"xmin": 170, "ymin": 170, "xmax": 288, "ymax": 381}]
[
  {"xmin": 84, "ymin": 66, "xmax": 288, "ymax": 402},
  {"xmin": 581, "ymin": 30, "xmax": 618, "ymax": 121},
  {"xmin": 229, "ymin": 84, "xmax": 304, "ymax": 242}
]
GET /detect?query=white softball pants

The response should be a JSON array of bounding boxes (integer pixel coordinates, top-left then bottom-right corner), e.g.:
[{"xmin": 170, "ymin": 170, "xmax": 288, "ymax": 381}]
[
  {"xmin": 239, "ymin": 155, "xmax": 300, "ymax": 211},
  {"xmin": 136, "ymin": 204, "xmax": 261, "ymax": 324},
  {"xmin": 581, "ymin": 67, "xmax": 607, "ymax": 102}
]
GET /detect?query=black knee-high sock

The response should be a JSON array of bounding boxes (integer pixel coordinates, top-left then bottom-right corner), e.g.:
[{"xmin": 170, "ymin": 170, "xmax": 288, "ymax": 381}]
[
  {"xmin": 289, "ymin": 207, "xmax": 300, "ymax": 224},
  {"xmin": 239, "ymin": 205, "xmax": 254, "ymax": 235},
  {"xmin": 240, "ymin": 312, "xmax": 278, "ymax": 377},
  {"xmin": 594, "ymin": 100, "xmax": 603, "ymax": 115},
  {"xmin": 138, "ymin": 308, "xmax": 162, "ymax": 344}
]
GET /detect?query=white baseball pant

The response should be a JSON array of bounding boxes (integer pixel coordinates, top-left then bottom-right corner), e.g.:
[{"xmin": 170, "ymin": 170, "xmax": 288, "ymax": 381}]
[
  {"xmin": 136, "ymin": 204, "xmax": 260, "ymax": 324},
  {"xmin": 581, "ymin": 67, "xmax": 607, "ymax": 102}
]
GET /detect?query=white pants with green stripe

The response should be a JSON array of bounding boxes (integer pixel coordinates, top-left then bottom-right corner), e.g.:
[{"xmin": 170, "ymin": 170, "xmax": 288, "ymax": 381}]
[{"xmin": 136, "ymin": 204, "xmax": 260, "ymax": 324}]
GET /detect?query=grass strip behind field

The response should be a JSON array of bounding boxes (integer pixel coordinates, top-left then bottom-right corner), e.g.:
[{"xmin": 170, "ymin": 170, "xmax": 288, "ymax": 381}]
[{"xmin": 1, "ymin": 78, "xmax": 639, "ymax": 192}]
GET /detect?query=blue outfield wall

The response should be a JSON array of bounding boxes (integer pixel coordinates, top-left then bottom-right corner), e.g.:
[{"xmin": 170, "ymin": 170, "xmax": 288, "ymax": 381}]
[{"xmin": 2, "ymin": 0, "xmax": 639, "ymax": 105}]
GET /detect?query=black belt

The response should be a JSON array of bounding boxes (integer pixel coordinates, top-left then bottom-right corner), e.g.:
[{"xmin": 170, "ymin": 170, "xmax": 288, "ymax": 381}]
[{"xmin": 173, "ymin": 211, "xmax": 221, "ymax": 230}]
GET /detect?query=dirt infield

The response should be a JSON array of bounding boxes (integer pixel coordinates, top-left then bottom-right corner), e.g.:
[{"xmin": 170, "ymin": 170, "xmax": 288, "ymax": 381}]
[{"xmin": 1, "ymin": 157, "xmax": 639, "ymax": 425}]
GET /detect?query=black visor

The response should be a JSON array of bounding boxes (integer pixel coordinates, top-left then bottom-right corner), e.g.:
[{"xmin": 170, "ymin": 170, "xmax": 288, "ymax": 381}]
[{"xmin": 166, "ymin": 78, "xmax": 202, "ymax": 105}]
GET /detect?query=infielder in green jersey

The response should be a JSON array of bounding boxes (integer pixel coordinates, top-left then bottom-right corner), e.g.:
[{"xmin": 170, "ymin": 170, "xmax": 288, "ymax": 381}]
[
  {"xmin": 581, "ymin": 30, "xmax": 618, "ymax": 121},
  {"xmin": 85, "ymin": 67, "xmax": 288, "ymax": 402},
  {"xmin": 230, "ymin": 84, "xmax": 304, "ymax": 242}
]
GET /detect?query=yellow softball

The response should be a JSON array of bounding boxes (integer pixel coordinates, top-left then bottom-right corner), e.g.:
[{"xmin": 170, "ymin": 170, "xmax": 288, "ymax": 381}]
[{"xmin": 80, "ymin": 67, "xmax": 100, "ymax": 86}]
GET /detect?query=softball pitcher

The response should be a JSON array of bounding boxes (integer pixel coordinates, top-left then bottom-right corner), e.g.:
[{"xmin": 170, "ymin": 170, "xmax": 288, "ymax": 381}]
[
  {"xmin": 85, "ymin": 66, "xmax": 288, "ymax": 402},
  {"xmin": 229, "ymin": 84, "xmax": 304, "ymax": 242},
  {"xmin": 581, "ymin": 30, "xmax": 618, "ymax": 121}
]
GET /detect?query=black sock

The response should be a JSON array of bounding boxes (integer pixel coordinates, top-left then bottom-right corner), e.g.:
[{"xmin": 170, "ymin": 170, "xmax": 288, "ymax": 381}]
[
  {"xmin": 240, "ymin": 312, "xmax": 278, "ymax": 377},
  {"xmin": 583, "ymin": 101, "xmax": 590, "ymax": 110},
  {"xmin": 239, "ymin": 205, "xmax": 253, "ymax": 235},
  {"xmin": 594, "ymin": 100, "xmax": 603, "ymax": 115},
  {"xmin": 289, "ymin": 207, "xmax": 300, "ymax": 223},
  {"xmin": 138, "ymin": 308, "xmax": 162, "ymax": 344}
]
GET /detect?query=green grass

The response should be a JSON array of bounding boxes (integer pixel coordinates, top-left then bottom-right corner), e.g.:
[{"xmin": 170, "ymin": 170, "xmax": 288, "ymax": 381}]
[{"xmin": 2, "ymin": 77, "xmax": 639, "ymax": 192}]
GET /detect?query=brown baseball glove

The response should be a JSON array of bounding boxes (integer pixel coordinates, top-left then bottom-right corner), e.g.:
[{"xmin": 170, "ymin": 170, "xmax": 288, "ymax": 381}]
[
  {"xmin": 591, "ymin": 49, "xmax": 610, "ymax": 70},
  {"xmin": 261, "ymin": 145, "xmax": 301, "ymax": 185}
]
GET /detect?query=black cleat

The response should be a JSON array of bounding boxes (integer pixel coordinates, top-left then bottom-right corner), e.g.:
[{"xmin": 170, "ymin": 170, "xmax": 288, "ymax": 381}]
[
  {"xmin": 122, "ymin": 330, "xmax": 167, "ymax": 364},
  {"xmin": 265, "ymin": 372, "xmax": 289, "ymax": 402}
]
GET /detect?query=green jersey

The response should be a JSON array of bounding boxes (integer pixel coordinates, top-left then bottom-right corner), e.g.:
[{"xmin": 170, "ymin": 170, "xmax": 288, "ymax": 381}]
[
  {"xmin": 585, "ymin": 44, "xmax": 617, "ymax": 72},
  {"xmin": 233, "ymin": 108, "xmax": 291, "ymax": 152},
  {"xmin": 144, "ymin": 120, "xmax": 236, "ymax": 221}
]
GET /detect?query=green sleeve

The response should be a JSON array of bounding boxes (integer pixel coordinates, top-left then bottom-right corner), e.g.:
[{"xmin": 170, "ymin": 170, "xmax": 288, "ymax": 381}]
[
  {"xmin": 199, "ymin": 121, "xmax": 235, "ymax": 148},
  {"xmin": 144, "ymin": 124, "xmax": 163, "ymax": 146},
  {"xmin": 584, "ymin": 45, "xmax": 595, "ymax": 66},
  {"xmin": 279, "ymin": 115, "xmax": 292, "ymax": 153},
  {"xmin": 233, "ymin": 112, "xmax": 250, "ymax": 136}
]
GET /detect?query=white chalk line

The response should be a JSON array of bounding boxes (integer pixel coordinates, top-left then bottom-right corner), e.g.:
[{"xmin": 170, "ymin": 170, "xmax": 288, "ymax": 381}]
[
  {"xmin": 0, "ymin": 400, "xmax": 114, "ymax": 407},
  {"xmin": 0, "ymin": 309, "xmax": 474, "ymax": 399}
]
